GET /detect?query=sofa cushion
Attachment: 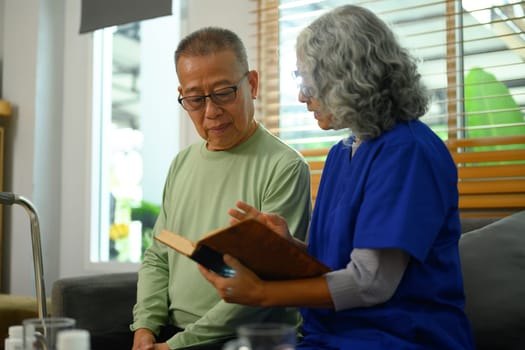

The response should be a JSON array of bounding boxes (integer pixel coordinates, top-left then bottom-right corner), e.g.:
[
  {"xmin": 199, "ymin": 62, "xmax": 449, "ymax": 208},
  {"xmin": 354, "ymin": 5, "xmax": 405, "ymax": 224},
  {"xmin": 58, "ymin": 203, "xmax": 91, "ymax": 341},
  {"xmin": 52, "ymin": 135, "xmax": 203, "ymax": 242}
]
[
  {"xmin": 51, "ymin": 272, "xmax": 138, "ymax": 350},
  {"xmin": 459, "ymin": 210, "xmax": 525, "ymax": 350}
]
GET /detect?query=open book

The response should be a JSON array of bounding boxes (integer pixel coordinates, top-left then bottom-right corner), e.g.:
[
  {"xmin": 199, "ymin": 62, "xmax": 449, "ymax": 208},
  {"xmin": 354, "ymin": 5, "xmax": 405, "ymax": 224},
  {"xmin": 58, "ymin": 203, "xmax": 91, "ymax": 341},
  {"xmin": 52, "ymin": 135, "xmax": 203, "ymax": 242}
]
[{"xmin": 155, "ymin": 219, "xmax": 331, "ymax": 280}]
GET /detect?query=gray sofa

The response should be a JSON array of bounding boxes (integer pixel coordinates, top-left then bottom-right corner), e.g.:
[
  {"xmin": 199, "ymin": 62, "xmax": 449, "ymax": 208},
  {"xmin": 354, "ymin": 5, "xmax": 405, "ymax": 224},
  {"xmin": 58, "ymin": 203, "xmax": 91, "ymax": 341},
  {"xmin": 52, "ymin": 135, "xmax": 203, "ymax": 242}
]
[
  {"xmin": 52, "ymin": 211, "xmax": 525, "ymax": 349},
  {"xmin": 459, "ymin": 211, "xmax": 525, "ymax": 349},
  {"xmin": 52, "ymin": 272, "xmax": 137, "ymax": 349}
]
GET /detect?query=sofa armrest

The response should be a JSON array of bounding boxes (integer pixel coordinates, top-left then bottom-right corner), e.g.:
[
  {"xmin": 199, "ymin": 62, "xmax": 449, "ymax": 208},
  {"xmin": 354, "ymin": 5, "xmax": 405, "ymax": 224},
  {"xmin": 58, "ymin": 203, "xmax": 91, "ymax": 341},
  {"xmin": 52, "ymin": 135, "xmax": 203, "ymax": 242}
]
[
  {"xmin": 51, "ymin": 272, "xmax": 138, "ymax": 347},
  {"xmin": 459, "ymin": 211, "xmax": 525, "ymax": 350},
  {"xmin": 460, "ymin": 217, "xmax": 500, "ymax": 234}
]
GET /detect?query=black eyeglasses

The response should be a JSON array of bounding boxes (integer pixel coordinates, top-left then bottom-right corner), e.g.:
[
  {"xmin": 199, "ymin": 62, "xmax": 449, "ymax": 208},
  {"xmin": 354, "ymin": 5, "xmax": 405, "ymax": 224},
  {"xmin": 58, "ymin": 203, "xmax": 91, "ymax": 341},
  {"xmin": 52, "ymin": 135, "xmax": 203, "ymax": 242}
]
[
  {"xmin": 178, "ymin": 72, "xmax": 250, "ymax": 111},
  {"xmin": 292, "ymin": 70, "xmax": 315, "ymax": 98}
]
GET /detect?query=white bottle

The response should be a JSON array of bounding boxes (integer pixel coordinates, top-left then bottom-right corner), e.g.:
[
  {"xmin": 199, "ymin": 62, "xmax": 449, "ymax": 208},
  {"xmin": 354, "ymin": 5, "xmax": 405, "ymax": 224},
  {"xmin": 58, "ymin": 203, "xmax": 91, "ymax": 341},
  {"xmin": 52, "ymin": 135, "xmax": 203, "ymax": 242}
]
[
  {"xmin": 4, "ymin": 325, "xmax": 23, "ymax": 350},
  {"xmin": 57, "ymin": 329, "xmax": 90, "ymax": 350}
]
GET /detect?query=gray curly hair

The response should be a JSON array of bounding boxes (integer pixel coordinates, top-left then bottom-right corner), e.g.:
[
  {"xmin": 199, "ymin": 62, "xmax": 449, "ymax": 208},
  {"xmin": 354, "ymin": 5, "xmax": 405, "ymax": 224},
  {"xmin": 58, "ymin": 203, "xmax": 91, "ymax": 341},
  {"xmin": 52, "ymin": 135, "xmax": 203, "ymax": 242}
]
[{"xmin": 296, "ymin": 5, "xmax": 429, "ymax": 140}]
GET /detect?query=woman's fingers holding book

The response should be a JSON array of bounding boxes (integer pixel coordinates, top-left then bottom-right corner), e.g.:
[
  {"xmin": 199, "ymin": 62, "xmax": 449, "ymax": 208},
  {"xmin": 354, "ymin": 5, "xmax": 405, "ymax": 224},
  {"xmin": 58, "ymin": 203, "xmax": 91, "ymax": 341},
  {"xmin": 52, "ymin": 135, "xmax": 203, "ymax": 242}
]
[
  {"xmin": 262, "ymin": 213, "xmax": 291, "ymax": 239},
  {"xmin": 228, "ymin": 201, "xmax": 259, "ymax": 222},
  {"xmin": 234, "ymin": 201, "xmax": 257, "ymax": 214},
  {"xmin": 198, "ymin": 258, "xmax": 247, "ymax": 301},
  {"xmin": 222, "ymin": 255, "xmax": 265, "ymax": 305},
  {"xmin": 197, "ymin": 264, "xmax": 236, "ymax": 299},
  {"xmin": 197, "ymin": 264, "xmax": 217, "ymax": 283},
  {"xmin": 228, "ymin": 207, "xmax": 246, "ymax": 224},
  {"xmin": 230, "ymin": 201, "xmax": 291, "ymax": 238}
]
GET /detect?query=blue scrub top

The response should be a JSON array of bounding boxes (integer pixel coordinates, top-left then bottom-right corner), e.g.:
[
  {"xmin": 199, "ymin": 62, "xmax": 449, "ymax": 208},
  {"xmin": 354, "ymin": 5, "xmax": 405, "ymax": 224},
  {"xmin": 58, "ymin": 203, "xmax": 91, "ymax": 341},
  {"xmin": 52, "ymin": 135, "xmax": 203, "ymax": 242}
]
[{"xmin": 299, "ymin": 121, "xmax": 475, "ymax": 349}]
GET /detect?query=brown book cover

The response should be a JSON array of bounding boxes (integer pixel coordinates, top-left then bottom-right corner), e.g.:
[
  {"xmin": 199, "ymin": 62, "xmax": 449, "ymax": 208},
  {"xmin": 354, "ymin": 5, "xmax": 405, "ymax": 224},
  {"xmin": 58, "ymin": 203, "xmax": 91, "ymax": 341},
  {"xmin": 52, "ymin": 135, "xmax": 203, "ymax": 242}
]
[{"xmin": 155, "ymin": 219, "xmax": 331, "ymax": 280}]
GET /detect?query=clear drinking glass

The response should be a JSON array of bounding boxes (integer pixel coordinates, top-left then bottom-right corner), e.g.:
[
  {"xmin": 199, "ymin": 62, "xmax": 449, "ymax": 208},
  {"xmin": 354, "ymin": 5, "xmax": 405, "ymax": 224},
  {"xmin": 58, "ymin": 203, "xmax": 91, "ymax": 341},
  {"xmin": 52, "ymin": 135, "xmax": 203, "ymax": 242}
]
[
  {"xmin": 22, "ymin": 317, "xmax": 75, "ymax": 350},
  {"xmin": 223, "ymin": 323, "xmax": 297, "ymax": 350}
]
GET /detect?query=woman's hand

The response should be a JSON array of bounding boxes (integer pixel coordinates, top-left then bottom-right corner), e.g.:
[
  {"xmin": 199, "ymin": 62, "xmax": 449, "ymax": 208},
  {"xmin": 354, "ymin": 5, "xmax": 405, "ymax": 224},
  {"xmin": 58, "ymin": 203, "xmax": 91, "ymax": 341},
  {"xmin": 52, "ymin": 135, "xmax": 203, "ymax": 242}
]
[
  {"xmin": 199, "ymin": 254, "xmax": 334, "ymax": 309},
  {"xmin": 198, "ymin": 254, "xmax": 267, "ymax": 306},
  {"xmin": 229, "ymin": 201, "xmax": 293, "ymax": 242}
]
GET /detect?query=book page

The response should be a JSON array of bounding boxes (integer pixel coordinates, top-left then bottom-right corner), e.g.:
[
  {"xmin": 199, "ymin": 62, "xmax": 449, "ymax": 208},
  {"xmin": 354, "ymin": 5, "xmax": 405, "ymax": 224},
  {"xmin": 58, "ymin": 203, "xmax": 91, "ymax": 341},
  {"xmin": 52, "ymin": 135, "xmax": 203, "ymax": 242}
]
[{"xmin": 156, "ymin": 230, "xmax": 196, "ymax": 256}]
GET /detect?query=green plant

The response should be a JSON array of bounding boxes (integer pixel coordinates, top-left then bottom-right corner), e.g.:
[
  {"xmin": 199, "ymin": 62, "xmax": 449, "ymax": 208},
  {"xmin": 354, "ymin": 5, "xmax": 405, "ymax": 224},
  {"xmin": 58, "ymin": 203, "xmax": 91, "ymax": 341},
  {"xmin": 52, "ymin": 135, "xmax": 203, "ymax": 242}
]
[{"xmin": 465, "ymin": 67, "xmax": 525, "ymax": 153}]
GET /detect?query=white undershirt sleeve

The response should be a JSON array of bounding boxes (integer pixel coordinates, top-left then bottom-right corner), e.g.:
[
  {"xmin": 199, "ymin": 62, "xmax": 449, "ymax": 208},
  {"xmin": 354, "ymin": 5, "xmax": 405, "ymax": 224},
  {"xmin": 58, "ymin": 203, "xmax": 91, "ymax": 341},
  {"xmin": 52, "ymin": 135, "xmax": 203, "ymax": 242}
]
[{"xmin": 325, "ymin": 248, "xmax": 410, "ymax": 311}]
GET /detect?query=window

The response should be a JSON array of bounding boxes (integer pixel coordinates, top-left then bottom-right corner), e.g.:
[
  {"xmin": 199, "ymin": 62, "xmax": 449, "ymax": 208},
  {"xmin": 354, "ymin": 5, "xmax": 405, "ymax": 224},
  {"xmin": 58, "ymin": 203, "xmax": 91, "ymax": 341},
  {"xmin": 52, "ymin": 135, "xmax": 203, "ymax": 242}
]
[
  {"xmin": 91, "ymin": 15, "xmax": 180, "ymax": 263},
  {"xmin": 256, "ymin": 0, "xmax": 525, "ymax": 217}
]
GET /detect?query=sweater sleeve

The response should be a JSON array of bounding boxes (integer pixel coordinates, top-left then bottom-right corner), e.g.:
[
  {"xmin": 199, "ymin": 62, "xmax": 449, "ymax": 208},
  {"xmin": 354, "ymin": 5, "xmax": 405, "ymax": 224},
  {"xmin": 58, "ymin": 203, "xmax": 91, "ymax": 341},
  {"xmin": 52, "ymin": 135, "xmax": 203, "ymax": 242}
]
[
  {"xmin": 261, "ymin": 157, "xmax": 311, "ymax": 241},
  {"xmin": 325, "ymin": 248, "xmax": 410, "ymax": 311},
  {"xmin": 130, "ymin": 233, "xmax": 171, "ymax": 334},
  {"xmin": 165, "ymin": 302, "xmax": 298, "ymax": 348},
  {"xmin": 130, "ymin": 172, "xmax": 172, "ymax": 334}
]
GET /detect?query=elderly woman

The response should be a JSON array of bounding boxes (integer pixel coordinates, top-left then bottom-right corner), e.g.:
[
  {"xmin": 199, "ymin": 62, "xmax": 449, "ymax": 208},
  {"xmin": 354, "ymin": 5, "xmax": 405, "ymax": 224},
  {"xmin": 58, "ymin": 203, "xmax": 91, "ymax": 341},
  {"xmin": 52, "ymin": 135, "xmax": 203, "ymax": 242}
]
[{"xmin": 199, "ymin": 4, "xmax": 475, "ymax": 349}]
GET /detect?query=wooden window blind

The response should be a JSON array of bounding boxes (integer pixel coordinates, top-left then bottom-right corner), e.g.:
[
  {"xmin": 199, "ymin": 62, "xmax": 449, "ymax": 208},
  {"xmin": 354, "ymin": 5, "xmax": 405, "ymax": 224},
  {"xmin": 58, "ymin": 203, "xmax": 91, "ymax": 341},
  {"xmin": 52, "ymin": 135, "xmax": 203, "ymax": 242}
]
[
  {"xmin": 256, "ymin": 0, "xmax": 525, "ymax": 218},
  {"xmin": 255, "ymin": 0, "xmax": 280, "ymax": 132}
]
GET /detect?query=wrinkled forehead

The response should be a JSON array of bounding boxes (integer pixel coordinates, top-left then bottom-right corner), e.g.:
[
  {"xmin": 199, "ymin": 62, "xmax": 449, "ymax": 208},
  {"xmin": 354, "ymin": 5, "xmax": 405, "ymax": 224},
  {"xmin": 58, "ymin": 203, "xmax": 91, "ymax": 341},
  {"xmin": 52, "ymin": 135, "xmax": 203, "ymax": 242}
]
[{"xmin": 176, "ymin": 49, "xmax": 245, "ymax": 76}]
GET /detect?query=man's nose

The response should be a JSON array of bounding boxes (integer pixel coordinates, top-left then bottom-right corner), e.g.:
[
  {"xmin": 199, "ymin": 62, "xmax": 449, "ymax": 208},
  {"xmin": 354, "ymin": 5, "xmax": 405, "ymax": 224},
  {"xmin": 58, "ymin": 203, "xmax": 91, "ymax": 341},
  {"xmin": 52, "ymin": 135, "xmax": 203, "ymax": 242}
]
[{"xmin": 203, "ymin": 97, "xmax": 221, "ymax": 118}]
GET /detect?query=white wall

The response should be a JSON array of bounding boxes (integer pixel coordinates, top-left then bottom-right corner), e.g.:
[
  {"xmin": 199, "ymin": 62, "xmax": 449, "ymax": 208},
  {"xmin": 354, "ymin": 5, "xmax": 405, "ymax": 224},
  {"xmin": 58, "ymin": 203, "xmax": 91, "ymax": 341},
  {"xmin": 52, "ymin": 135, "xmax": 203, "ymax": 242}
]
[
  {"xmin": 2, "ymin": 0, "xmax": 44, "ymax": 295},
  {"xmin": 1, "ymin": 0, "xmax": 257, "ymax": 296}
]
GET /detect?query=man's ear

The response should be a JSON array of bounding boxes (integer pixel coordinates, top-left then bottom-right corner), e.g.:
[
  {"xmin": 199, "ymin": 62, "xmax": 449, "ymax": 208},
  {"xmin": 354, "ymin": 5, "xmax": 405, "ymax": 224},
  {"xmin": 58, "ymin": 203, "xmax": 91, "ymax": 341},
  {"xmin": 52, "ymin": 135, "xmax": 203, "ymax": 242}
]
[{"xmin": 248, "ymin": 70, "xmax": 259, "ymax": 99}]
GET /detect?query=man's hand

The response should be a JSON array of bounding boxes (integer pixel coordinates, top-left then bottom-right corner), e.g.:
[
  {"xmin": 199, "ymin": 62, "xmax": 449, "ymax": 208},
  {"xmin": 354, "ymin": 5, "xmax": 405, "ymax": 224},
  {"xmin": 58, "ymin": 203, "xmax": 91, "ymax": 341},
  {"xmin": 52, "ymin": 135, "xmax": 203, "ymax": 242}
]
[{"xmin": 132, "ymin": 328, "xmax": 156, "ymax": 350}]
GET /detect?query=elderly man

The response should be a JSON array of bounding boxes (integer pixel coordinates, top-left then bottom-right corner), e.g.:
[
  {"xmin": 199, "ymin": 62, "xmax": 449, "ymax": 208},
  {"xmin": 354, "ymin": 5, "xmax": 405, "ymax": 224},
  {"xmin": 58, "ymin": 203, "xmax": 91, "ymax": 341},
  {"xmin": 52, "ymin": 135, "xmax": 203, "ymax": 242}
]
[{"xmin": 130, "ymin": 27, "xmax": 311, "ymax": 350}]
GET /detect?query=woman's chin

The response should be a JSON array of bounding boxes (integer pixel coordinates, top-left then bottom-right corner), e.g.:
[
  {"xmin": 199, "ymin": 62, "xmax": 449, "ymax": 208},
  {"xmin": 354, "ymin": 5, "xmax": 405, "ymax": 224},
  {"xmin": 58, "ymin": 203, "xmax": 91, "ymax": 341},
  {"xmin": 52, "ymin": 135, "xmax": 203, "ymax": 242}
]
[{"xmin": 317, "ymin": 120, "xmax": 333, "ymax": 130}]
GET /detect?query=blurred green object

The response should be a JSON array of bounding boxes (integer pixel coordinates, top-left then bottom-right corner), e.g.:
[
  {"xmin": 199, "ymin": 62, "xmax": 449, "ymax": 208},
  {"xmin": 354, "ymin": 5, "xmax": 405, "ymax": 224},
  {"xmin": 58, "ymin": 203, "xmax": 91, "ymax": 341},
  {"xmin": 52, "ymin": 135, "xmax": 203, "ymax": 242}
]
[
  {"xmin": 464, "ymin": 67, "xmax": 525, "ymax": 152},
  {"xmin": 131, "ymin": 200, "xmax": 161, "ymax": 259}
]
